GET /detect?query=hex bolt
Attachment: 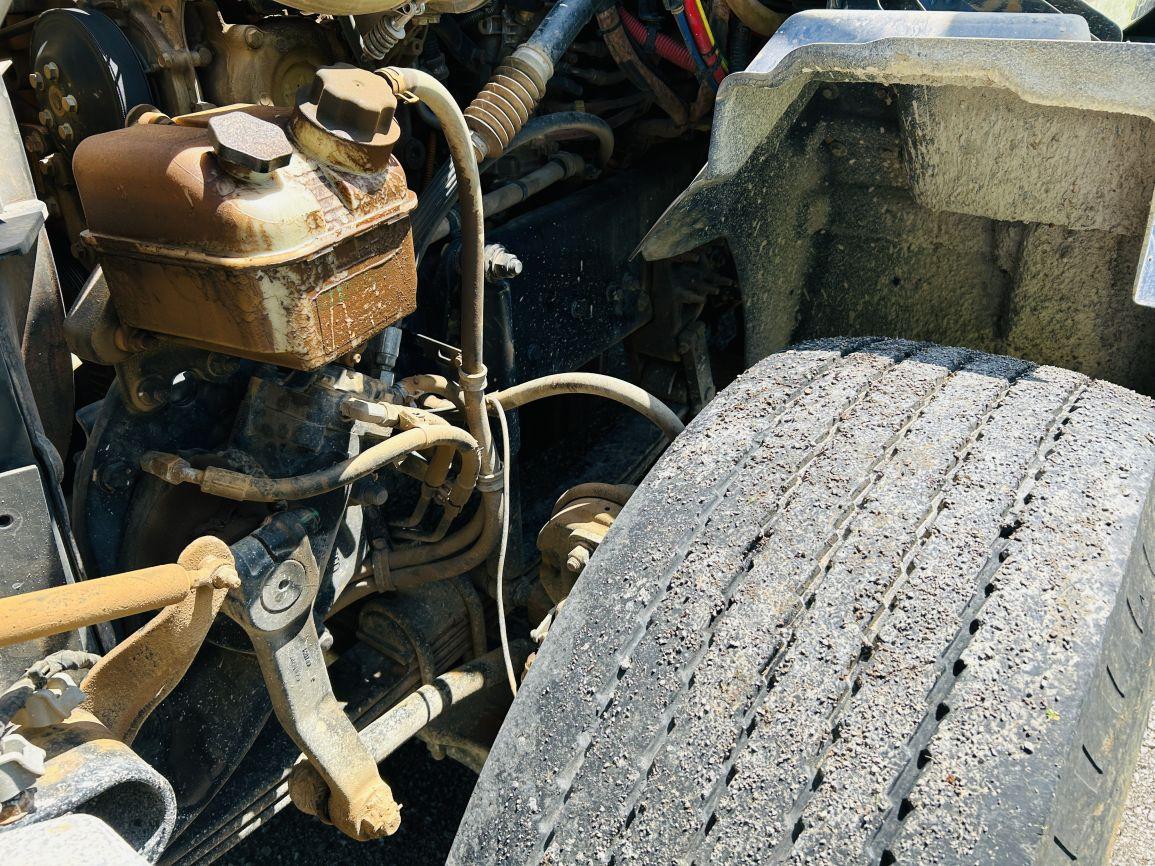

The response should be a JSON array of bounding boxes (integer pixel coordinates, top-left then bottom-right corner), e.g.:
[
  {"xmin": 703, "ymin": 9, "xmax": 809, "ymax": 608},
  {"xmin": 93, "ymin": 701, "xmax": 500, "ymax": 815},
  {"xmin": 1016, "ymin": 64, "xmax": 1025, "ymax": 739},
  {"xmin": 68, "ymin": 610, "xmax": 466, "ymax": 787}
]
[
  {"xmin": 351, "ymin": 477, "xmax": 390, "ymax": 506},
  {"xmin": 23, "ymin": 130, "xmax": 45, "ymax": 156},
  {"xmin": 242, "ymin": 26, "xmax": 265, "ymax": 49},
  {"xmin": 565, "ymin": 545, "xmax": 590, "ymax": 573},
  {"xmin": 135, "ymin": 374, "xmax": 170, "ymax": 409},
  {"xmin": 485, "ymin": 244, "xmax": 523, "ymax": 282},
  {"xmin": 37, "ymin": 110, "xmax": 55, "ymax": 130},
  {"xmin": 57, "ymin": 124, "xmax": 74, "ymax": 142},
  {"xmin": 28, "ymin": 72, "xmax": 43, "ymax": 91},
  {"xmin": 261, "ymin": 560, "xmax": 305, "ymax": 613},
  {"xmin": 96, "ymin": 459, "xmax": 136, "ymax": 493},
  {"xmin": 60, "ymin": 94, "xmax": 78, "ymax": 114},
  {"xmin": 42, "ymin": 62, "xmax": 60, "ymax": 82}
]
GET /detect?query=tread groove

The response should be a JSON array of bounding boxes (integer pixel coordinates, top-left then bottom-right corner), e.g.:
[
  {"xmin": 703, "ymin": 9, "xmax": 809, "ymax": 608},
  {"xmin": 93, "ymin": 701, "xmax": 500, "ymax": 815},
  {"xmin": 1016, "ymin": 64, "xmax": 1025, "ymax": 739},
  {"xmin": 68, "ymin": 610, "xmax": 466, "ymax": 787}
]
[
  {"xmin": 866, "ymin": 380, "xmax": 1087, "ymax": 860},
  {"xmin": 451, "ymin": 345, "xmax": 1155, "ymax": 866},
  {"xmin": 542, "ymin": 341, "xmax": 927, "ymax": 860},
  {"xmin": 602, "ymin": 347, "xmax": 977, "ymax": 863},
  {"xmin": 529, "ymin": 339, "xmax": 886, "ymax": 856},
  {"xmin": 677, "ymin": 350, "xmax": 1006, "ymax": 864},
  {"xmin": 737, "ymin": 359, "xmax": 1034, "ymax": 864}
]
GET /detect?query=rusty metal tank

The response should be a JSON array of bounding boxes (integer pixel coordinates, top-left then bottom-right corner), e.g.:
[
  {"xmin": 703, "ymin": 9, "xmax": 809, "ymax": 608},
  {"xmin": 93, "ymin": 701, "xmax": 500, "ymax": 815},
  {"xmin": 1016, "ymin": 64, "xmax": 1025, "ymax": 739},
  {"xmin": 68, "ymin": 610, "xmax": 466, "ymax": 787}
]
[{"xmin": 72, "ymin": 66, "xmax": 417, "ymax": 371}]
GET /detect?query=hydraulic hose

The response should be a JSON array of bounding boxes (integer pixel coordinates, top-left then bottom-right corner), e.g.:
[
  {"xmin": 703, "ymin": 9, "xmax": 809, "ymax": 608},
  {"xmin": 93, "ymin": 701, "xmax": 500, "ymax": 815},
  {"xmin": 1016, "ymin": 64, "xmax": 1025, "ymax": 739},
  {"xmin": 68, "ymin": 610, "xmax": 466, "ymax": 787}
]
[
  {"xmin": 334, "ymin": 488, "xmax": 503, "ymax": 611},
  {"xmin": 412, "ymin": 0, "xmax": 601, "ymax": 255},
  {"xmin": 277, "ymin": 0, "xmax": 484, "ymax": 14},
  {"xmin": 463, "ymin": 0, "xmax": 600, "ymax": 160},
  {"xmin": 391, "ymin": 503, "xmax": 486, "ymax": 567},
  {"xmin": 619, "ymin": 7, "xmax": 695, "ymax": 72},
  {"xmin": 489, "ymin": 373, "xmax": 684, "ymax": 440},
  {"xmin": 388, "ymin": 489, "xmax": 502, "ymax": 588},
  {"xmin": 141, "ymin": 424, "xmax": 481, "ymax": 503},
  {"xmin": 413, "ymin": 112, "xmax": 613, "ymax": 256},
  {"xmin": 596, "ymin": 6, "xmax": 689, "ymax": 128},
  {"xmin": 381, "ymin": 70, "xmax": 485, "ymax": 380},
  {"xmin": 428, "ymin": 152, "xmax": 586, "ymax": 244},
  {"xmin": 379, "ymin": 67, "xmax": 496, "ymax": 477},
  {"xmin": 508, "ymin": 112, "xmax": 614, "ymax": 169}
]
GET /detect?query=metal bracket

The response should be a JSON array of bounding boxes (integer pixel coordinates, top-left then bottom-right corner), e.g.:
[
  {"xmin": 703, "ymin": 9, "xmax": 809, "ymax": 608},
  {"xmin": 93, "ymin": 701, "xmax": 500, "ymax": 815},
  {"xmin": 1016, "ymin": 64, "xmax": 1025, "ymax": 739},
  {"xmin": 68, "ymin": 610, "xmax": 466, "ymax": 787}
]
[{"xmin": 224, "ymin": 511, "xmax": 400, "ymax": 841}]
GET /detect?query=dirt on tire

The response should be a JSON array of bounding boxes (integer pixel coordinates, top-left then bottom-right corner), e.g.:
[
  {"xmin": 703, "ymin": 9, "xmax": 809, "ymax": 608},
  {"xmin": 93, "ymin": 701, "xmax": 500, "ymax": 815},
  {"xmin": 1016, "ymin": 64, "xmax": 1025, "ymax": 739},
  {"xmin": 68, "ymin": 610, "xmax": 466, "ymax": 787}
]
[{"xmin": 450, "ymin": 338, "xmax": 1155, "ymax": 865}]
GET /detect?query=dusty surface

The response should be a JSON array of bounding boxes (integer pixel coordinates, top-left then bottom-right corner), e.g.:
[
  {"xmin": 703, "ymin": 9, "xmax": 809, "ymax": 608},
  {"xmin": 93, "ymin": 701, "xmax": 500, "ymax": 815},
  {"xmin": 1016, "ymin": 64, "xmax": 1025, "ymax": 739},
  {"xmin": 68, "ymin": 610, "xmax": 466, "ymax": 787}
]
[
  {"xmin": 219, "ymin": 739, "xmax": 475, "ymax": 865},
  {"xmin": 1116, "ymin": 705, "xmax": 1155, "ymax": 865}
]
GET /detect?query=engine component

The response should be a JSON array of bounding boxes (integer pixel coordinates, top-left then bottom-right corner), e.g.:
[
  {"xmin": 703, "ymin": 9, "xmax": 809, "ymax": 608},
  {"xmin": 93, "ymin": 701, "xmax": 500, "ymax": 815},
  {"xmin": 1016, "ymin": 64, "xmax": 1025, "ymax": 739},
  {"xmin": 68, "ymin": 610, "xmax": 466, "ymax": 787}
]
[
  {"xmin": 195, "ymin": 15, "xmax": 345, "ymax": 108},
  {"xmin": 29, "ymin": 9, "xmax": 153, "ymax": 153},
  {"xmin": 276, "ymin": 0, "xmax": 484, "ymax": 16},
  {"xmin": 360, "ymin": 2, "xmax": 426, "ymax": 59},
  {"xmin": 536, "ymin": 483, "xmax": 633, "ymax": 606},
  {"xmin": 72, "ymin": 67, "xmax": 418, "ymax": 371},
  {"xmin": 428, "ymin": 151, "xmax": 586, "ymax": 244},
  {"xmin": 141, "ymin": 403, "xmax": 480, "ymax": 505},
  {"xmin": 93, "ymin": 0, "xmax": 207, "ymax": 115}
]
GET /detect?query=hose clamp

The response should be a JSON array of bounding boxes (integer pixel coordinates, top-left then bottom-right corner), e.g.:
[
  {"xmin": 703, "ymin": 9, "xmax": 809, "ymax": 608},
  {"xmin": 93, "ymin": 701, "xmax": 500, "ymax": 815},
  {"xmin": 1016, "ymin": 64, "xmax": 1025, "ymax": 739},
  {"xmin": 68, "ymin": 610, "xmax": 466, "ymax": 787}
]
[
  {"xmin": 374, "ymin": 67, "xmax": 418, "ymax": 104},
  {"xmin": 458, "ymin": 364, "xmax": 488, "ymax": 393},
  {"xmin": 475, "ymin": 470, "xmax": 505, "ymax": 493}
]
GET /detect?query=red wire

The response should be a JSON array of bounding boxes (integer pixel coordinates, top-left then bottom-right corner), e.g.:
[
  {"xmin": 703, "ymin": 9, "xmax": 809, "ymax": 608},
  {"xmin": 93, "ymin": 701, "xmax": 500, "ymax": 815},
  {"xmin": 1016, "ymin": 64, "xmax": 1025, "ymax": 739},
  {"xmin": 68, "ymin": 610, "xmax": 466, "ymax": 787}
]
[
  {"xmin": 681, "ymin": 0, "xmax": 726, "ymax": 84},
  {"xmin": 618, "ymin": 6, "xmax": 695, "ymax": 73}
]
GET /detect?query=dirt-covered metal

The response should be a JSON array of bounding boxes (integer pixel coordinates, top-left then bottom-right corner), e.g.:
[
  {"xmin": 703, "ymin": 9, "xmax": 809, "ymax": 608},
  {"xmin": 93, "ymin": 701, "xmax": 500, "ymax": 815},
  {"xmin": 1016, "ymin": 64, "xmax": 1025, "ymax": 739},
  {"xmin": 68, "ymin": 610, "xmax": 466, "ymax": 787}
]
[
  {"xmin": 224, "ymin": 510, "xmax": 401, "ymax": 841},
  {"xmin": 641, "ymin": 10, "xmax": 1155, "ymax": 391}
]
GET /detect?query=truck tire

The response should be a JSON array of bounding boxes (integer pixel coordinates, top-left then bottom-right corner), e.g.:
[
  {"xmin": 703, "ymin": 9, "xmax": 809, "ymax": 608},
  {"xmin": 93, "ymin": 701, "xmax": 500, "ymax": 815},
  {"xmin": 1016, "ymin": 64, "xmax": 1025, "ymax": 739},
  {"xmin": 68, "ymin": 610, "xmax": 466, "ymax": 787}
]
[{"xmin": 451, "ymin": 338, "xmax": 1155, "ymax": 866}]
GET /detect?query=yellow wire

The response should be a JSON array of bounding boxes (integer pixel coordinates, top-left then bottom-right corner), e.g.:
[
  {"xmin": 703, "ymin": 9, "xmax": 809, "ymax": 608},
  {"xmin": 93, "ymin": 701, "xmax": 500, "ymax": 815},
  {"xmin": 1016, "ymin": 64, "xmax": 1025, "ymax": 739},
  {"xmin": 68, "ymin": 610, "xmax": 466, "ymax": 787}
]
[{"xmin": 692, "ymin": 0, "xmax": 729, "ymax": 72}]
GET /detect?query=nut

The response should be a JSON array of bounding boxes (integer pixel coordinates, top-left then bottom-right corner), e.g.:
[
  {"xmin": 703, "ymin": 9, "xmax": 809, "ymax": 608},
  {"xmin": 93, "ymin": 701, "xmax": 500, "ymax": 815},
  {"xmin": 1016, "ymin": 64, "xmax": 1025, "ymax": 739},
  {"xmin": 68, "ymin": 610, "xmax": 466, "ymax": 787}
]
[
  {"xmin": 42, "ymin": 62, "xmax": 60, "ymax": 82},
  {"xmin": 57, "ymin": 123, "xmax": 74, "ymax": 142},
  {"xmin": 485, "ymin": 244, "xmax": 523, "ymax": 282}
]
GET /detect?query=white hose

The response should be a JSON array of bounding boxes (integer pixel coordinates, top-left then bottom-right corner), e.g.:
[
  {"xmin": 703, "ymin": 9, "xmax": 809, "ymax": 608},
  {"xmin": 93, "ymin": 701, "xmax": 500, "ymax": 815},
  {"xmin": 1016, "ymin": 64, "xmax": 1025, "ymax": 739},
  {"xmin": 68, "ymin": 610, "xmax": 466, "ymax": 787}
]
[{"xmin": 491, "ymin": 397, "xmax": 518, "ymax": 698}]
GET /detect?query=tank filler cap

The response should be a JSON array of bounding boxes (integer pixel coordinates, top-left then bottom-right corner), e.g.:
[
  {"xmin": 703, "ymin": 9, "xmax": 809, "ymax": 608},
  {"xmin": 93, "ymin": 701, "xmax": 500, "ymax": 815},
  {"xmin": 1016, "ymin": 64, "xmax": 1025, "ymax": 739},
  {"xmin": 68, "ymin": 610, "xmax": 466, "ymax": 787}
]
[
  {"xmin": 291, "ymin": 64, "xmax": 400, "ymax": 174},
  {"xmin": 208, "ymin": 111, "xmax": 293, "ymax": 175}
]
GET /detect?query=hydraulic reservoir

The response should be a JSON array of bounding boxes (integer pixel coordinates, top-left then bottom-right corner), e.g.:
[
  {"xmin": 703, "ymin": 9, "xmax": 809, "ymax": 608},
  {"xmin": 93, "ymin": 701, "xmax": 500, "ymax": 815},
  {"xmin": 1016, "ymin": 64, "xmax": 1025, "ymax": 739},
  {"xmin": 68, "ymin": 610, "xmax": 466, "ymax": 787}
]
[{"xmin": 72, "ymin": 65, "xmax": 417, "ymax": 370}]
